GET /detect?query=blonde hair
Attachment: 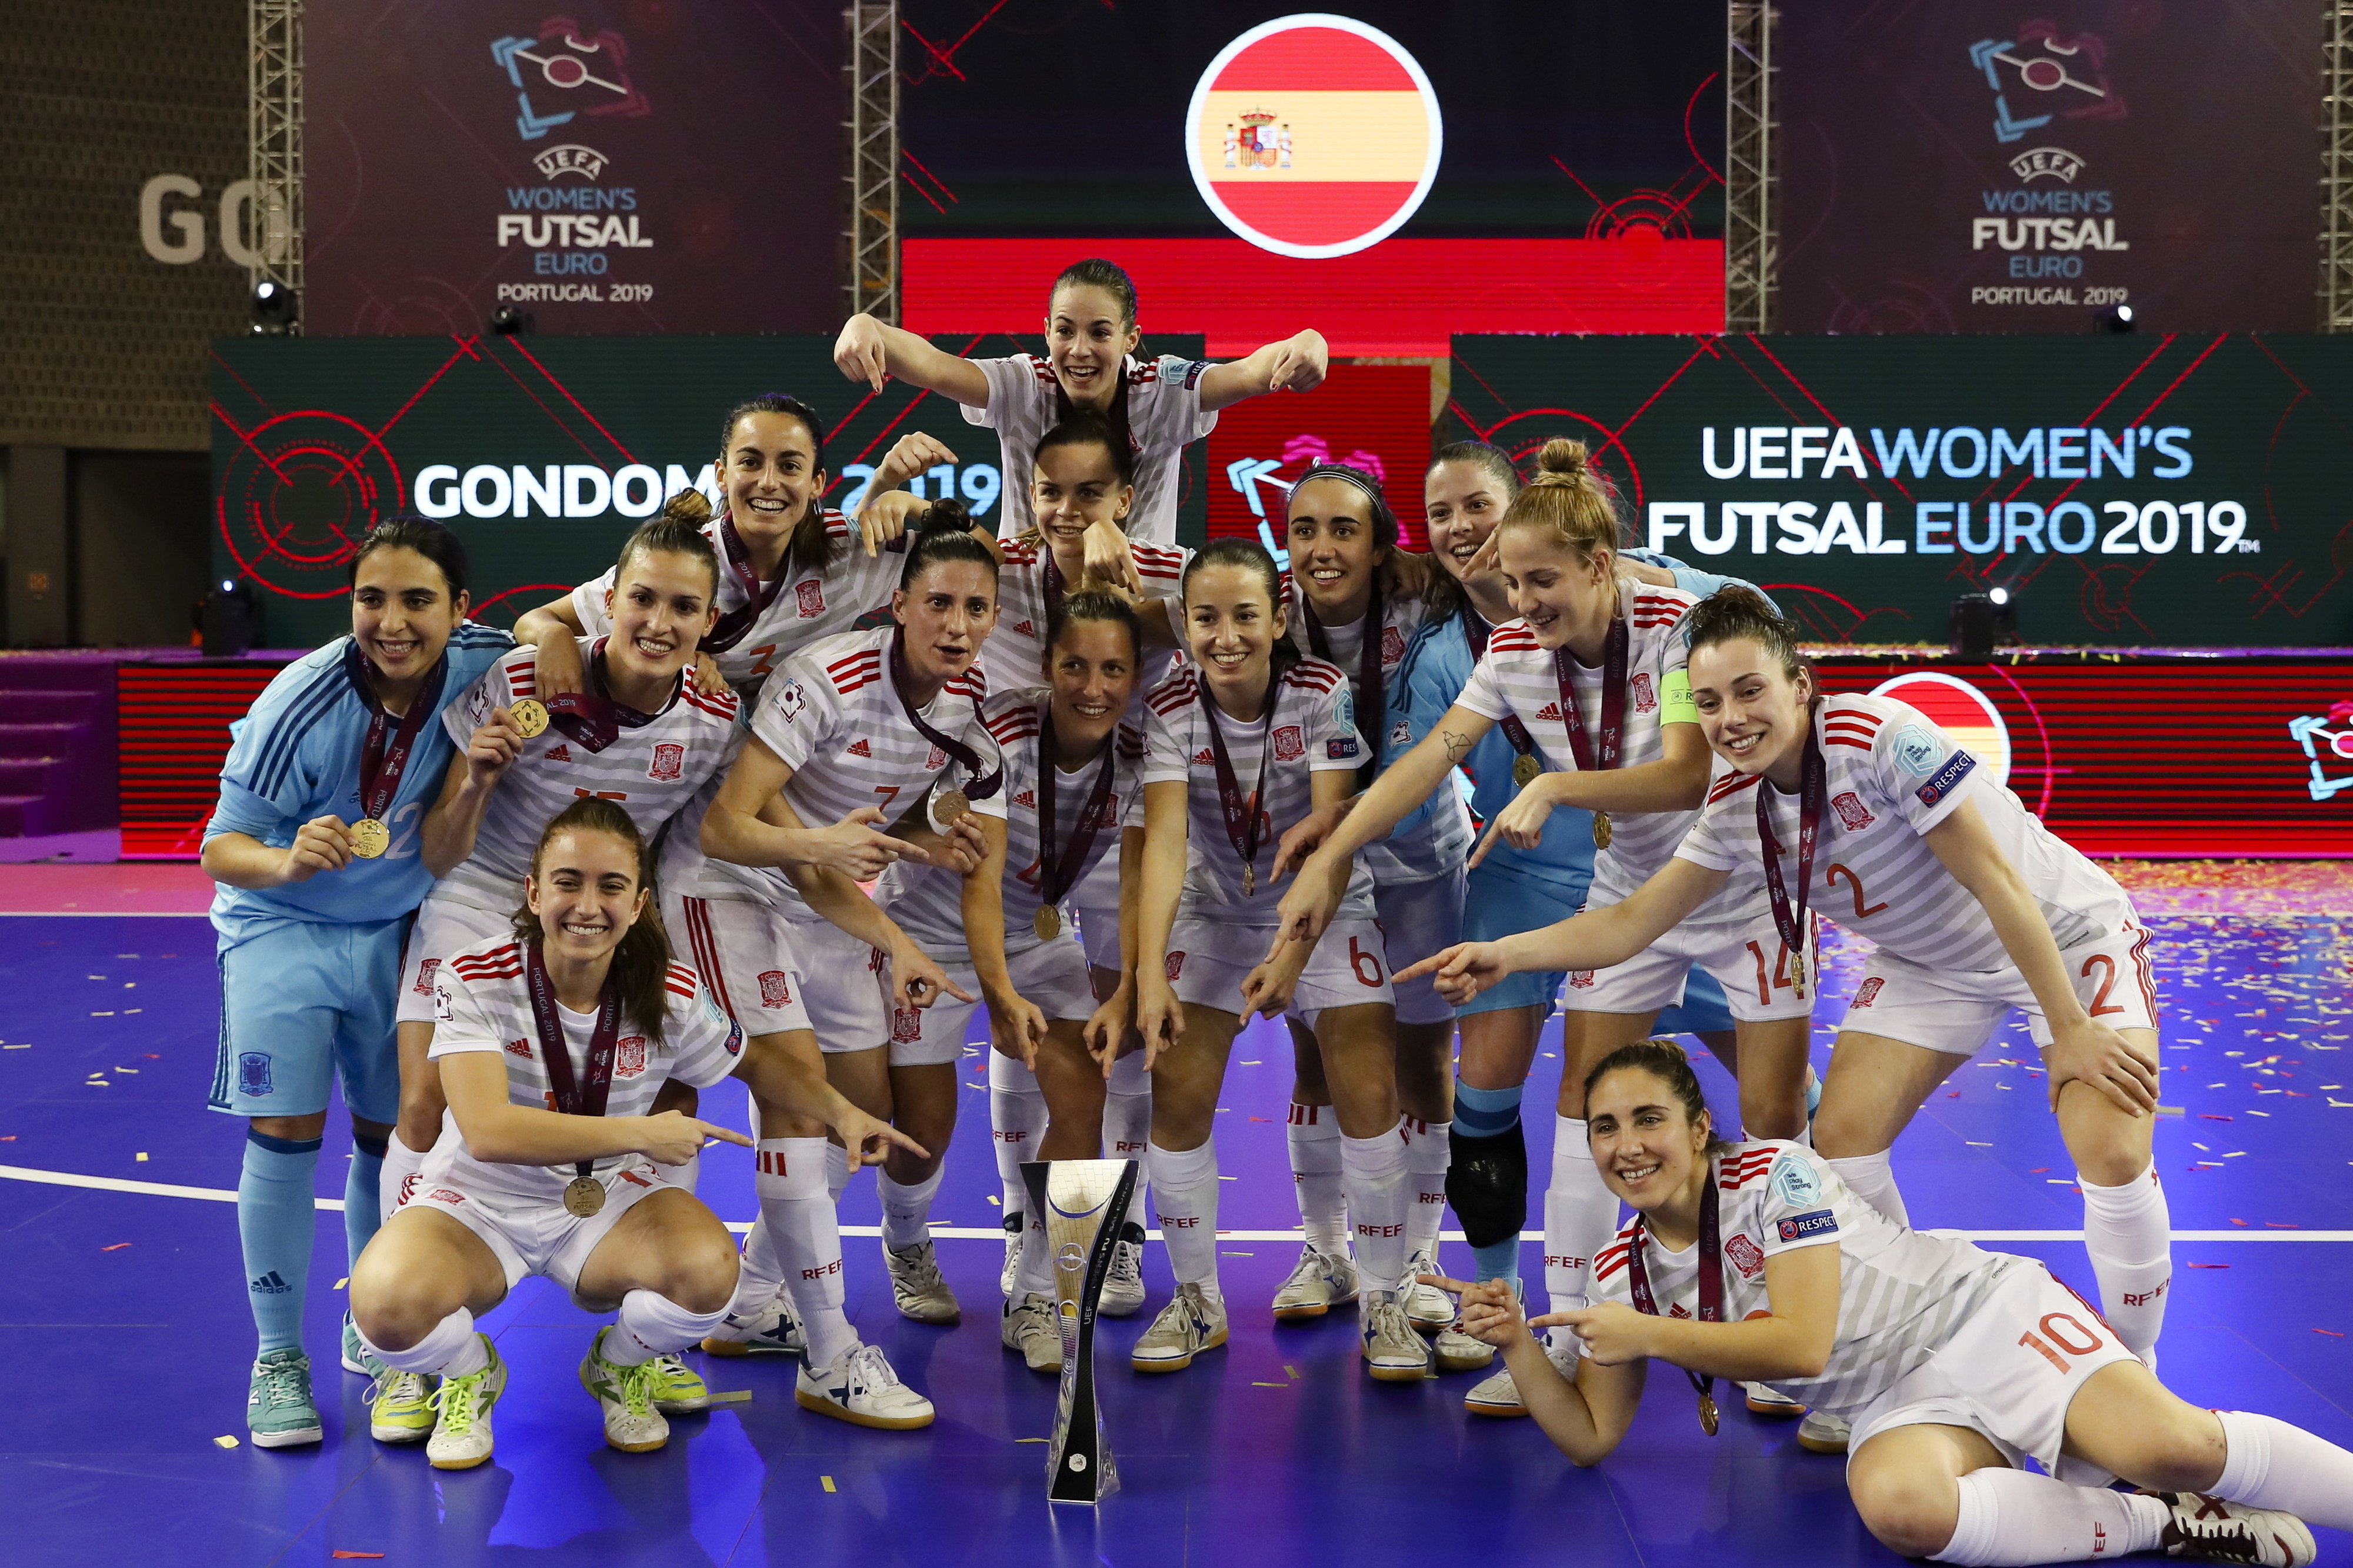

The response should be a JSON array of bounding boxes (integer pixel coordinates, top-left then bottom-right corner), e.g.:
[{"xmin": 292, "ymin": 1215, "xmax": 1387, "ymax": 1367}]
[{"xmin": 1495, "ymin": 438, "xmax": 1624, "ymax": 564}]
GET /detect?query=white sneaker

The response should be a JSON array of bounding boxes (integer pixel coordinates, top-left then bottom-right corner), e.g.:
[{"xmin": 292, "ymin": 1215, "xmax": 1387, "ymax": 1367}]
[
  {"xmin": 1399, "ymin": 1247, "xmax": 1454, "ymax": 1333},
  {"xmin": 425, "ymin": 1337, "xmax": 506, "ymax": 1470},
  {"xmin": 884, "ymin": 1239, "xmax": 961, "ymax": 1325},
  {"xmin": 1432, "ymin": 1326, "xmax": 1495, "ymax": 1373},
  {"xmin": 1797, "ymin": 1409, "xmax": 1851, "ymax": 1454},
  {"xmin": 2152, "ymin": 1492, "xmax": 2316, "ymax": 1567},
  {"xmin": 1745, "ymin": 1380, "xmax": 1805, "ymax": 1419},
  {"xmin": 701, "ymin": 1290, "xmax": 806, "ymax": 1358},
  {"xmin": 795, "ymin": 1341, "xmax": 936, "ymax": 1430},
  {"xmin": 1462, "ymin": 1341, "xmax": 1575, "ymax": 1417},
  {"xmin": 1100, "ymin": 1232, "xmax": 1147, "ymax": 1317},
  {"xmin": 1002, "ymin": 1292, "xmax": 1065, "ymax": 1373},
  {"xmin": 1130, "ymin": 1282, "xmax": 1229, "ymax": 1373},
  {"xmin": 578, "ymin": 1326, "xmax": 670, "ymax": 1453},
  {"xmin": 1271, "ymin": 1246, "xmax": 1358, "ymax": 1321},
  {"xmin": 999, "ymin": 1213, "xmax": 1024, "ymax": 1298},
  {"xmin": 1361, "ymin": 1293, "xmax": 1434, "ymax": 1382}
]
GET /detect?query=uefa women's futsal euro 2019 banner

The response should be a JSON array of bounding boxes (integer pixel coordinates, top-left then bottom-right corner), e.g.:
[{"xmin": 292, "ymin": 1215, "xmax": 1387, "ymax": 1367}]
[
  {"xmin": 208, "ymin": 333, "xmax": 1206, "ymax": 649},
  {"xmin": 1774, "ymin": 1, "xmax": 2320, "ymax": 334},
  {"xmin": 303, "ymin": 1, "xmax": 842, "ymax": 336},
  {"xmin": 1447, "ymin": 333, "xmax": 2353, "ymax": 648}
]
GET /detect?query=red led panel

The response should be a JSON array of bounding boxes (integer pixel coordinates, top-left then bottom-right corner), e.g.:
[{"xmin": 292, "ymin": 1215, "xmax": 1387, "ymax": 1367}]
[
  {"xmin": 119, "ymin": 663, "xmax": 288, "ymax": 860},
  {"xmin": 1205, "ymin": 363, "xmax": 1432, "ymax": 553},
  {"xmin": 902, "ymin": 237, "xmax": 1724, "ymax": 358}
]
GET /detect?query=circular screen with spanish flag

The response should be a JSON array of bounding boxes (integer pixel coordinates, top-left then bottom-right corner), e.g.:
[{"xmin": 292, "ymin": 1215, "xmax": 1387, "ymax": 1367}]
[
  {"xmin": 1184, "ymin": 14, "xmax": 1444, "ymax": 260},
  {"xmin": 1869, "ymin": 672, "xmax": 2013, "ymax": 788}
]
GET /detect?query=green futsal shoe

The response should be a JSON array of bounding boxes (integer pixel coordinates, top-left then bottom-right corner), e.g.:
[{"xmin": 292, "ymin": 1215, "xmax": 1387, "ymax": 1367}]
[
  {"xmin": 367, "ymin": 1369, "xmax": 439, "ymax": 1443},
  {"xmin": 341, "ymin": 1312, "xmax": 387, "ymax": 1378},
  {"xmin": 425, "ymin": 1336, "xmax": 506, "ymax": 1470},
  {"xmin": 647, "ymin": 1351, "xmax": 711, "ymax": 1414},
  {"xmin": 578, "ymin": 1326, "xmax": 671, "ymax": 1453},
  {"xmin": 246, "ymin": 1347, "xmax": 324, "ymax": 1448}
]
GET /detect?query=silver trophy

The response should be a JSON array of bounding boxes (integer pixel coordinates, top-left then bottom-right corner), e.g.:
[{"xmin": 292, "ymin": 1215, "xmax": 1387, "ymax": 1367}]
[{"xmin": 1019, "ymin": 1157, "xmax": 1139, "ymax": 1504}]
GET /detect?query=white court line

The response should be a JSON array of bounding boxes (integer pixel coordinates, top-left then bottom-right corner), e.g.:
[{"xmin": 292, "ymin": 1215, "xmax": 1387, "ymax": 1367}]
[{"xmin": 4, "ymin": 1165, "xmax": 2348, "ymax": 1243}]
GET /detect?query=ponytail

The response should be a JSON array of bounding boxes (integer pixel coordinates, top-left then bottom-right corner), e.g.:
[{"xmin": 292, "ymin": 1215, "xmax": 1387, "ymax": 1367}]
[{"xmin": 1496, "ymin": 438, "xmax": 1625, "ymax": 565}]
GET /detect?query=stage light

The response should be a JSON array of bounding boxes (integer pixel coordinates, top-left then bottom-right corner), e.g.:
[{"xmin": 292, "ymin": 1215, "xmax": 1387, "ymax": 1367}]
[
  {"xmin": 2094, "ymin": 304, "xmax": 2135, "ymax": 335},
  {"xmin": 202, "ymin": 578, "xmax": 256, "ymax": 657},
  {"xmin": 1988, "ymin": 586, "xmax": 2011, "ymax": 608},
  {"xmin": 1950, "ymin": 589, "xmax": 2019, "ymax": 658},
  {"xmin": 249, "ymin": 279, "xmax": 298, "ymax": 335},
  {"xmin": 489, "ymin": 305, "xmax": 533, "ymax": 337}
]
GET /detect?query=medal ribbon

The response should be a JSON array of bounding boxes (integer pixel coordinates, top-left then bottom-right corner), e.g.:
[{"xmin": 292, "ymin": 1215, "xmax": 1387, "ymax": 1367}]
[
  {"xmin": 1301, "ymin": 578, "xmax": 1386, "ymax": 789},
  {"xmin": 1621, "ymin": 1155, "xmax": 1725, "ymax": 1433},
  {"xmin": 888, "ymin": 628, "xmax": 1004, "ymax": 801},
  {"xmin": 521, "ymin": 938, "xmax": 625, "ymax": 1188},
  {"xmin": 703, "ymin": 513, "xmax": 791, "ymax": 654},
  {"xmin": 1198, "ymin": 665, "xmax": 1280, "ymax": 893},
  {"xmin": 546, "ymin": 641, "xmax": 669, "ymax": 753},
  {"xmin": 1552, "ymin": 616, "xmax": 1630, "ymax": 775},
  {"xmin": 1756, "ymin": 713, "xmax": 1827, "ymax": 978},
  {"xmin": 346, "ymin": 642, "xmax": 446, "ymax": 822},
  {"xmin": 1033, "ymin": 702, "xmax": 1120, "ymax": 911}
]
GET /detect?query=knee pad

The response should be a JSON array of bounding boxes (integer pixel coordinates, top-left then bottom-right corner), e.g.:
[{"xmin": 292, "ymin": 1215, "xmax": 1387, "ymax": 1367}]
[{"xmin": 1444, "ymin": 1123, "xmax": 1528, "ymax": 1249}]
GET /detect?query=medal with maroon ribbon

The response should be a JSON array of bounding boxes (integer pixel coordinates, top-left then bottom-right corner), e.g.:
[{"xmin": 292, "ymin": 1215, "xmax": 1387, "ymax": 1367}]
[
  {"xmin": 1755, "ymin": 716, "xmax": 1825, "ymax": 1001},
  {"xmin": 1300, "ymin": 578, "xmax": 1385, "ymax": 790},
  {"xmin": 888, "ymin": 629, "xmax": 1004, "ymax": 826},
  {"xmin": 1031, "ymin": 701, "xmax": 1119, "ymax": 941},
  {"xmin": 1621, "ymin": 1156, "xmax": 1725, "ymax": 1436},
  {"xmin": 1198, "ymin": 666, "xmax": 1279, "ymax": 896},
  {"xmin": 544, "ymin": 642, "xmax": 667, "ymax": 753},
  {"xmin": 345, "ymin": 642, "xmax": 445, "ymax": 859},
  {"xmin": 521, "ymin": 939, "xmax": 625, "ymax": 1218},
  {"xmin": 704, "ymin": 513, "xmax": 789, "ymax": 654},
  {"xmin": 1553, "ymin": 617, "xmax": 1629, "ymax": 849}
]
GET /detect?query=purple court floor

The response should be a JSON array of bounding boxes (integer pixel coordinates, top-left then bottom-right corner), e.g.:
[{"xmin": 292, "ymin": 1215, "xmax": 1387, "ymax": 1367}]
[{"xmin": 2, "ymin": 870, "xmax": 2349, "ymax": 1567}]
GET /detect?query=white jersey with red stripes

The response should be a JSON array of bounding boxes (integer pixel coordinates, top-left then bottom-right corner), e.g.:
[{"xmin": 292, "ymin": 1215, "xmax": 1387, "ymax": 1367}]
[
  {"xmin": 570, "ymin": 509, "xmax": 903, "ymax": 690},
  {"xmin": 969, "ymin": 353, "xmax": 1216, "ymax": 547},
  {"xmin": 426, "ymin": 935, "xmax": 744, "ymax": 1205},
  {"xmin": 431, "ymin": 638, "xmax": 738, "ymax": 913},
  {"xmin": 1673, "ymin": 695, "xmax": 2134, "ymax": 975},
  {"xmin": 877, "ymin": 688, "xmax": 1144, "ymax": 959},
  {"xmin": 979, "ymin": 535, "xmax": 1191, "ymax": 698},
  {"xmin": 1141, "ymin": 655, "xmax": 1375, "ymax": 923},
  {"xmin": 1586, "ymin": 1140, "xmax": 2022, "ymax": 1417},
  {"xmin": 1454, "ymin": 585, "xmax": 1753, "ymax": 922}
]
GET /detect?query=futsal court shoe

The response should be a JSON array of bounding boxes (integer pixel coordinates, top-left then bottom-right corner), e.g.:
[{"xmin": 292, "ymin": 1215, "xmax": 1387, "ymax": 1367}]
[
  {"xmin": 1400, "ymin": 1247, "xmax": 1454, "ymax": 1333},
  {"xmin": 795, "ymin": 1341, "xmax": 938, "ymax": 1429},
  {"xmin": 885, "ymin": 1239, "xmax": 962, "ymax": 1325},
  {"xmin": 1432, "ymin": 1325, "xmax": 1495, "ymax": 1373},
  {"xmin": 1100, "ymin": 1225, "xmax": 1148, "ymax": 1317},
  {"xmin": 340, "ymin": 1312, "xmax": 386, "ymax": 1379},
  {"xmin": 248, "ymin": 1347, "xmax": 325, "ymax": 1447},
  {"xmin": 1131, "ymin": 1282, "xmax": 1230, "ymax": 1373},
  {"xmin": 701, "ymin": 1289, "xmax": 806, "ymax": 1358},
  {"xmin": 1797, "ymin": 1409, "xmax": 1852, "ymax": 1454},
  {"xmin": 1745, "ymin": 1380, "xmax": 1805, "ymax": 1419},
  {"xmin": 425, "ymin": 1335, "xmax": 507, "ymax": 1470},
  {"xmin": 1271, "ymin": 1245, "xmax": 1359, "ymax": 1321},
  {"xmin": 365, "ymin": 1368, "xmax": 439, "ymax": 1443},
  {"xmin": 1462, "ymin": 1340, "xmax": 1577, "ymax": 1417},
  {"xmin": 648, "ymin": 1352, "xmax": 712, "ymax": 1414},
  {"xmin": 1000, "ymin": 1212, "xmax": 1025, "ymax": 1298},
  {"xmin": 578, "ymin": 1326, "xmax": 671, "ymax": 1453},
  {"xmin": 1361, "ymin": 1292, "xmax": 1435, "ymax": 1382},
  {"xmin": 2147, "ymin": 1492, "xmax": 2316, "ymax": 1567},
  {"xmin": 1002, "ymin": 1292, "xmax": 1065, "ymax": 1373}
]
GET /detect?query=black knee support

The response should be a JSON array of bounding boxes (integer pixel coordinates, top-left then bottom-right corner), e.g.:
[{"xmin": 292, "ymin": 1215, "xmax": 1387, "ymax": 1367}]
[{"xmin": 1445, "ymin": 1121, "xmax": 1528, "ymax": 1249}]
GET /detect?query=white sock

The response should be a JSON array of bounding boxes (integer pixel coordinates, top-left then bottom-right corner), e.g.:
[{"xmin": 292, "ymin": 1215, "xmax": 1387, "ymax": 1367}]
[
  {"xmin": 754, "ymin": 1136, "xmax": 856, "ymax": 1369},
  {"xmin": 379, "ymin": 1132, "xmax": 429, "ymax": 1225},
  {"xmin": 359, "ymin": 1306, "xmax": 486, "ymax": 1379},
  {"xmin": 1544, "ymin": 1116, "xmax": 1618, "ymax": 1345},
  {"xmin": 1148, "ymin": 1138, "xmax": 1221, "ymax": 1300},
  {"xmin": 1931, "ymin": 1469, "xmax": 2167, "ymax": 1565},
  {"xmin": 1287, "ymin": 1105, "xmax": 1349, "ymax": 1255},
  {"xmin": 1828, "ymin": 1149, "xmax": 1911, "ymax": 1228},
  {"xmin": 988, "ymin": 1049, "xmax": 1049, "ymax": 1210},
  {"xmin": 2078, "ymin": 1162, "xmax": 2171, "ymax": 1357},
  {"xmin": 1016, "ymin": 1206, "xmax": 1055, "ymax": 1297},
  {"xmin": 1105, "ymin": 1049, "xmax": 1153, "ymax": 1213},
  {"xmin": 605, "ymin": 1288, "xmax": 730, "ymax": 1367},
  {"xmin": 825, "ymin": 1139, "xmax": 852, "ymax": 1202},
  {"xmin": 1404, "ymin": 1117, "xmax": 1451, "ymax": 1259},
  {"xmin": 2215, "ymin": 1409, "xmax": 2353, "ymax": 1530},
  {"xmin": 669, "ymin": 1151, "xmax": 701, "ymax": 1197},
  {"xmin": 1342, "ymin": 1122, "xmax": 1411, "ymax": 1295},
  {"xmin": 730, "ymin": 1214, "xmax": 785, "ymax": 1313},
  {"xmin": 878, "ymin": 1167, "xmax": 945, "ymax": 1251}
]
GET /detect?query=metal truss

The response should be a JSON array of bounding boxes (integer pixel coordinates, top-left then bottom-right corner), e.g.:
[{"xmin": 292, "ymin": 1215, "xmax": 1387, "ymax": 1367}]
[
  {"xmin": 1725, "ymin": 2, "xmax": 1777, "ymax": 334},
  {"xmin": 248, "ymin": 0, "xmax": 303, "ymax": 320},
  {"xmin": 845, "ymin": 3, "xmax": 900, "ymax": 324},
  {"xmin": 2325, "ymin": 4, "xmax": 2353, "ymax": 329}
]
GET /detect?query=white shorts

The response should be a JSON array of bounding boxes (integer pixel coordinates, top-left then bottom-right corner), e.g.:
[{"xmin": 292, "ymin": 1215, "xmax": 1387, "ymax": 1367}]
[
  {"xmin": 782, "ymin": 915, "xmax": 905, "ymax": 1059},
  {"xmin": 1072, "ymin": 849, "xmax": 1123, "ymax": 972},
  {"xmin": 1847, "ymin": 1259, "xmax": 2138, "ymax": 1487},
  {"xmin": 901, "ymin": 938, "xmax": 1099, "ymax": 1067},
  {"xmin": 395, "ymin": 898, "xmax": 512, "ymax": 1026},
  {"xmin": 1165, "ymin": 915, "xmax": 1395, "ymax": 1019},
  {"xmin": 664, "ymin": 892, "xmax": 813, "ymax": 1038},
  {"xmin": 410, "ymin": 1156, "xmax": 679, "ymax": 1302},
  {"xmin": 1842, "ymin": 920, "xmax": 2158, "ymax": 1056},
  {"xmin": 1374, "ymin": 868, "xmax": 1465, "ymax": 1027},
  {"xmin": 1561, "ymin": 906, "xmax": 1814, "ymax": 1025}
]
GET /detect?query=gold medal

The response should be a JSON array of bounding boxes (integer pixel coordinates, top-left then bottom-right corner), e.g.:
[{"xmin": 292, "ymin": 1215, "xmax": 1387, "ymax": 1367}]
[
  {"xmin": 1034, "ymin": 905, "xmax": 1062, "ymax": 941},
  {"xmin": 1241, "ymin": 862, "xmax": 1255, "ymax": 897},
  {"xmin": 348, "ymin": 818, "xmax": 391, "ymax": 859},
  {"xmin": 936, "ymin": 790, "xmax": 971, "ymax": 825},
  {"xmin": 1787, "ymin": 948, "xmax": 1808, "ymax": 1000},
  {"xmin": 1591, "ymin": 810, "xmax": 1612, "ymax": 850},
  {"xmin": 1698, "ymin": 1390, "xmax": 1721, "ymax": 1437},
  {"xmin": 563, "ymin": 1175, "xmax": 605, "ymax": 1217},
  {"xmin": 1513, "ymin": 754, "xmax": 1540, "ymax": 789},
  {"xmin": 509, "ymin": 698, "xmax": 549, "ymax": 738}
]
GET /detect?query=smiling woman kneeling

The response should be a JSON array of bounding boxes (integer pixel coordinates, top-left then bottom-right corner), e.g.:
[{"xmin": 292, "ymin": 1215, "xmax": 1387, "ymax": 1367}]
[{"xmin": 1436, "ymin": 1042, "xmax": 2349, "ymax": 1567}]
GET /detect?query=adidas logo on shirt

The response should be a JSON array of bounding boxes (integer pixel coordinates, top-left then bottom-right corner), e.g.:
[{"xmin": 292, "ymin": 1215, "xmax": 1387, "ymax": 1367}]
[
  {"xmin": 1012, "ymin": 619, "xmax": 1035, "ymax": 636},
  {"xmin": 1535, "ymin": 702, "xmax": 1562, "ymax": 722},
  {"xmin": 1193, "ymin": 748, "xmax": 1215, "ymax": 766},
  {"xmin": 544, "ymin": 744, "xmax": 571, "ymax": 762},
  {"xmin": 847, "ymin": 738, "xmax": 872, "ymax": 757},
  {"xmin": 1014, "ymin": 789, "xmax": 1036, "ymax": 807}
]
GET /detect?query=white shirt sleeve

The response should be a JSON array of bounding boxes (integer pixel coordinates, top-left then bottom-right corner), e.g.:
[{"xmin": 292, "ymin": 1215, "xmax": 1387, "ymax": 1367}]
[
  {"xmin": 1673, "ymin": 805, "xmax": 1742, "ymax": 873},
  {"xmin": 960, "ymin": 355, "xmax": 1033, "ymax": 430},
  {"xmin": 1141, "ymin": 679, "xmax": 1193, "ymax": 788},
  {"xmin": 1453, "ymin": 654, "xmax": 1511, "ymax": 723},
  {"xmin": 1305, "ymin": 673, "xmax": 1364, "ymax": 775},
  {"xmin": 428, "ymin": 968, "xmax": 503, "ymax": 1059},
  {"xmin": 571, "ymin": 566, "xmax": 618, "ymax": 637},
  {"xmin": 750, "ymin": 663, "xmax": 842, "ymax": 775},
  {"xmin": 665, "ymin": 973, "xmax": 746, "ymax": 1088},
  {"xmin": 1755, "ymin": 1146, "xmax": 1845, "ymax": 1260},
  {"xmin": 1878, "ymin": 714, "xmax": 1984, "ymax": 836}
]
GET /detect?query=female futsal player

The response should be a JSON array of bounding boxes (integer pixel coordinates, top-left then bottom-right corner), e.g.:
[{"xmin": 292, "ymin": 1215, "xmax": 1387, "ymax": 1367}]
[
  {"xmin": 832, "ymin": 256, "xmax": 1328, "ymax": 558},
  {"xmin": 696, "ymin": 512, "xmax": 1001, "ymax": 1407},
  {"xmin": 202, "ymin": 517, "xmax": 511, "ymax": 1446},
  {"xmin": 1128, "ymin": 538, "xmax": 1428, "ymax": 1381},
  {"xmin": 872, "ymin": 590, "xmax": 1152, "ymax": 1372},
  {"xmin": 1275, "ymin": 441, "xmax": 1814, "ymax": 1394},
  {"xmin": 1436, "ymin": 1042, "xmax": 2348, "ymax": 1567},
  {"xmin": 349, "ymin": 799, "xmax": 919, "ymax": 1469}
]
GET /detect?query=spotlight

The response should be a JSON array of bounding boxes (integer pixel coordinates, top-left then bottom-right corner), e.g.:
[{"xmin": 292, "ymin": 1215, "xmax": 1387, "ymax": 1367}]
[
  {"xmin": 1950, "ymin": 589, "xmax": 2020, "ymax": 658},
  {"xmin": 202, "ymin": 577, "xmax": 256, "ymax": 657},
  {"xmin": 1988, "ymin": 586, "xmax": 2011, "ymax": 608},
  {"xmin": 2094, "ymin": 303, "xmax": 2135, "ymax": 335},
  {"xmin": 249, "ymin": 279, "xmax": 298, "ymax": 335},
  {"xmin": 488, "ymin": 304, "xmax": 533, "ymax": 336}
]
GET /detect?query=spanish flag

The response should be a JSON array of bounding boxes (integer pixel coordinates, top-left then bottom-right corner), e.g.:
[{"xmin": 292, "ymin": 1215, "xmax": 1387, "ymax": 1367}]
[{"xmin": 1192, "ymin": 19, "xmax": 1439, "ymax": 256}]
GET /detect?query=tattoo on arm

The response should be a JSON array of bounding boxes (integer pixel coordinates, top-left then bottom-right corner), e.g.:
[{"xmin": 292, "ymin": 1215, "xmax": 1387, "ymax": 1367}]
[{"xmin": 1440, "ymin": 728, "xmax": 1473, "ymax": 764}]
